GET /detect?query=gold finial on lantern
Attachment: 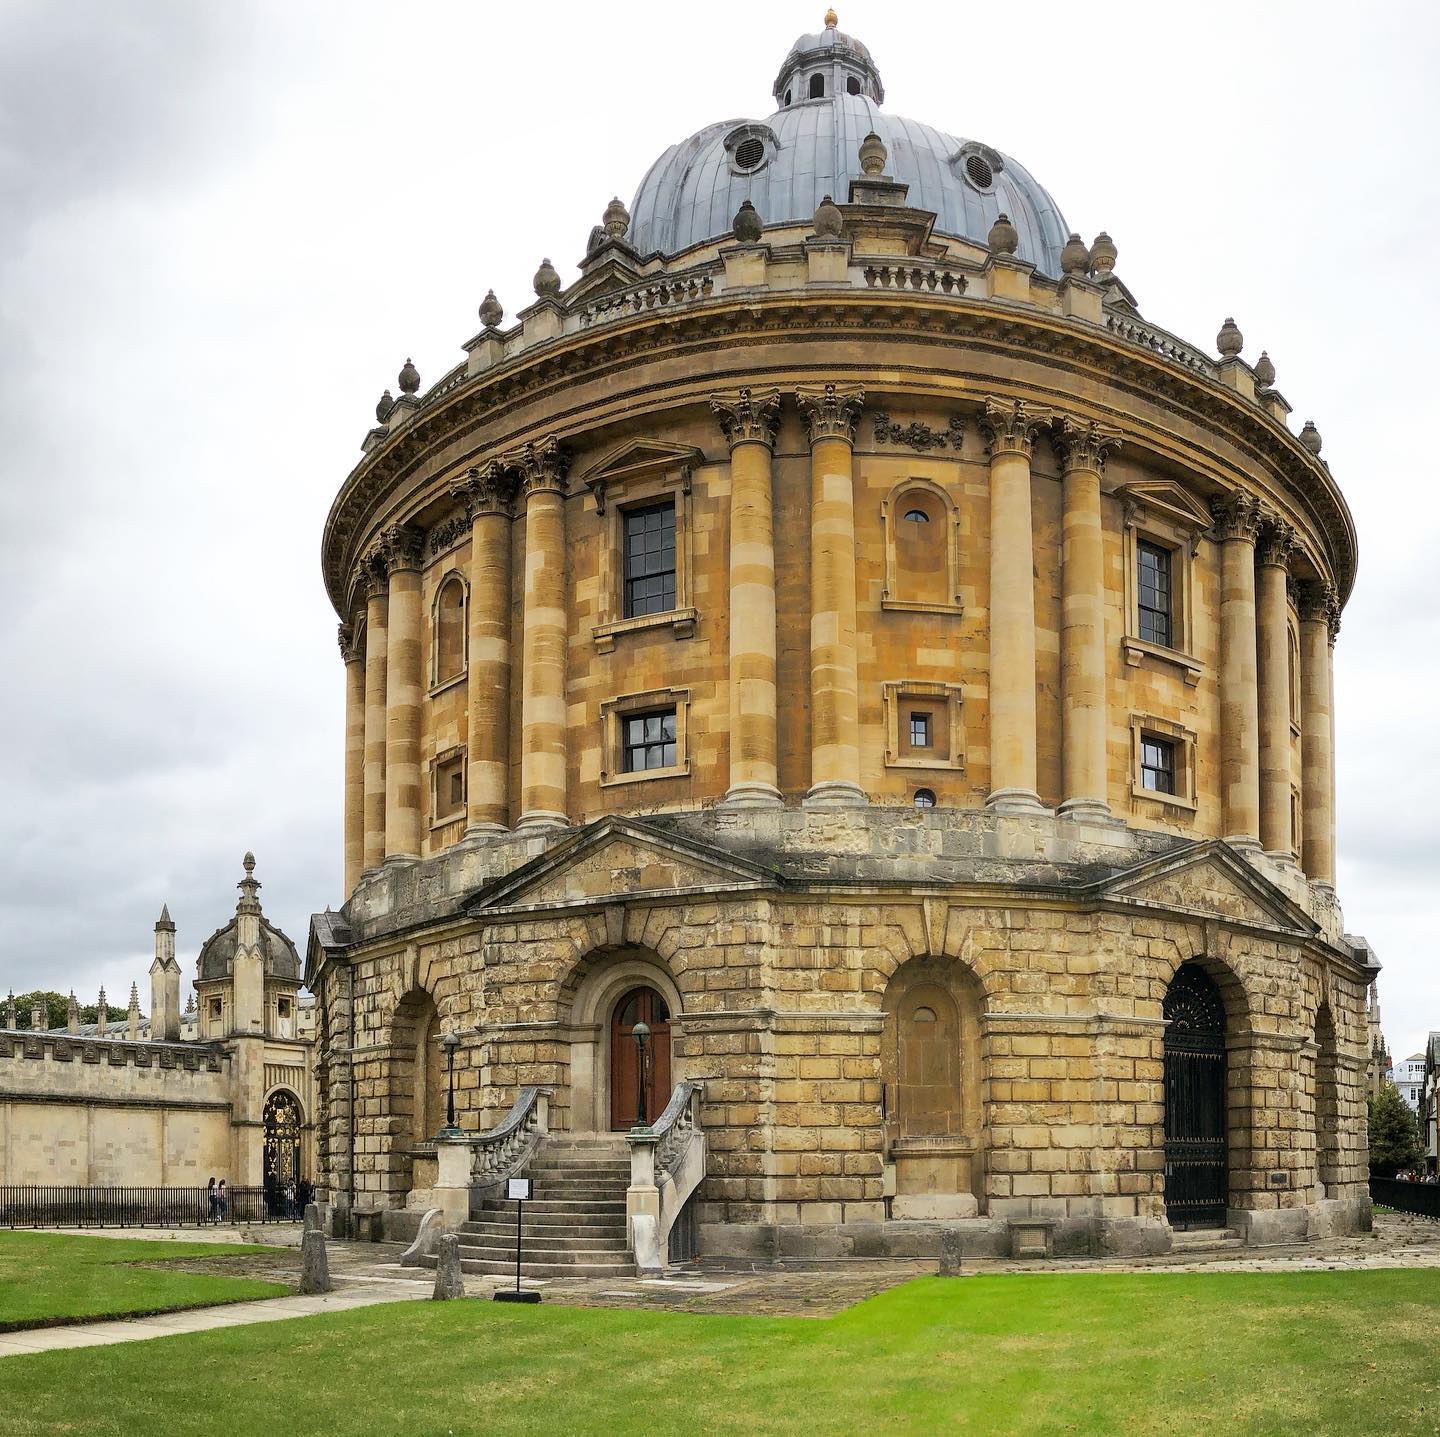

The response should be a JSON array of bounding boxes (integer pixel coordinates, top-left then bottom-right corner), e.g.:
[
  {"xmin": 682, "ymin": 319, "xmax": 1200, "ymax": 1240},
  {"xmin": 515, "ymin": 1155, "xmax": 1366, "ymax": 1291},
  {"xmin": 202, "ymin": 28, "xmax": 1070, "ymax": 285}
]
[{"xmin": 824, "ymin": 8, "xmax": 838, "ymax": 28}]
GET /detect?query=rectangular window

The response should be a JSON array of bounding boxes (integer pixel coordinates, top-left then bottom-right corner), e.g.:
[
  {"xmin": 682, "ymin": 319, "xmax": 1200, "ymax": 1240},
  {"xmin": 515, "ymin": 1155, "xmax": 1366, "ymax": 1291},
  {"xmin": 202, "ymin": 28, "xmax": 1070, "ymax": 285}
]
[
  {"xmin": 1140, "ymin": 735, "xmax": 1176, "ymax": 795},
  {"xmin": 622, "ymin": 709, "xmax": 677, "ymax": 772},
  {"xmin": 623, "ymin": 502, "xmax": 677, "ymax": 618},
  {"xmin": 1136, "ymin": 540, "xmax": 1173, "ymax": 648},
  {"xmin": 433, "ymin": 750, "xmax": 466, "ymax": 823},
  {"xmin": 909, "ymin": 713, "xmax": 931, "ymax": 748}
]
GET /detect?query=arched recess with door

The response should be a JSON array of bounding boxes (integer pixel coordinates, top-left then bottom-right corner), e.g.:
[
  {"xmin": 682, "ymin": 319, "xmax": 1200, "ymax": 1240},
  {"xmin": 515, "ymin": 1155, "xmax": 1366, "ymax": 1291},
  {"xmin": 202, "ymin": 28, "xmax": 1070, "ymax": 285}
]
[
  {"xmin": 880, "ymin": 478, "xmax": 962, "ymax": 613},
  {"xmin": 560, "ymin": 949, "xmax": 683, "ymax": 1135},
  {"xmin": 1312, "ymin": 1002, "xmax": 1342, "ymax": 1200},
  {"xmin": 263, "ymin": 1088, "xmax": 304, "ymax": 1191},
  {"xmin": 388, "ymin": 989, "xmax": 445, "ymax": 1194},
  {"xmin": 880, "ymin": 955, "xmax": 985, "ymax": 1218}
]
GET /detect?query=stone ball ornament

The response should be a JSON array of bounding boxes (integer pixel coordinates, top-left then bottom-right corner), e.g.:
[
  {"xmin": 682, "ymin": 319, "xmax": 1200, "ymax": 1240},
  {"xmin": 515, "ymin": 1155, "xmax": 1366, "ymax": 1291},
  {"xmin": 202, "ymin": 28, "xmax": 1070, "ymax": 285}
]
[
  {"xmin": 987, "ymin": 212, "xmax": 1019, "ymax": 255},
  {"xmin": 533, "ymin": 258, "xmax": 562, "ymax": 298},
  {"xmin": 1217, "ymin": 317, "xmax": 1243, "ymax": 358},
  {"xmin": 397, "ymin": 358, "xmax": 420, "ymax": 395},
  {"xmin": 479, "ymin": 289, "xmax": 504, "ymax": 328},
  {"xmin": 733, "ymin": 200, "xmax": 763, "ymax": 243}
]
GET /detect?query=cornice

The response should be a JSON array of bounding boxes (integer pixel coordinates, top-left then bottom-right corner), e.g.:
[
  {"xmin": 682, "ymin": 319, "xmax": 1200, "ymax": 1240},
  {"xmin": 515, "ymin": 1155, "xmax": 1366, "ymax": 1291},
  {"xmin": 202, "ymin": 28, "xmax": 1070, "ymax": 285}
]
[{"xmin": 322, "ymin": 292, "xmax": 1357, "ymax": 615}]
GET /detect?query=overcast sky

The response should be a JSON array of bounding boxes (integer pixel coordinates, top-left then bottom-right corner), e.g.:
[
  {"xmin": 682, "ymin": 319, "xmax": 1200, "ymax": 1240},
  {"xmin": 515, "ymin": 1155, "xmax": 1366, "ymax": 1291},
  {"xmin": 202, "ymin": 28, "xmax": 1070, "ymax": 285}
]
[{"xmin": 1, "ymin": 1, "xmax": 1437, "ymax": 1056}]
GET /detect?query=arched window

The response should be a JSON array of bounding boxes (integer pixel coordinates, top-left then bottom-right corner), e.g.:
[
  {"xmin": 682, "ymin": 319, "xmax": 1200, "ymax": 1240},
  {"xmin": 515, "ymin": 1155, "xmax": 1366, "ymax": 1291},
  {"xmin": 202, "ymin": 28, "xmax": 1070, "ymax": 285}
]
[
  {"xmin": 433, "ymin": 574, "xmax": 466, "ymax": 685},
  {"xmin": 846, "ymin": 76, "xmax": 861, "ymax": 95},
  {"xmin": 809, "ymin": 73, "xmax": 825, "ymax": 99},
  {"xmin": 887, "ymin": 485, "xmax": 952, "ymax": 609}
]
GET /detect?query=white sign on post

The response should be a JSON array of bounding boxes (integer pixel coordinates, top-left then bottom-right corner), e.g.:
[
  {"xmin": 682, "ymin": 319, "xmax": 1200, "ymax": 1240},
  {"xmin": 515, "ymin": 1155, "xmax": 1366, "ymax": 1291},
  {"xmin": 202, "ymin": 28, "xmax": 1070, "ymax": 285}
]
[{"xmin": 506, "ymin": 1177, "xmax": 532, "ymax": 1202}]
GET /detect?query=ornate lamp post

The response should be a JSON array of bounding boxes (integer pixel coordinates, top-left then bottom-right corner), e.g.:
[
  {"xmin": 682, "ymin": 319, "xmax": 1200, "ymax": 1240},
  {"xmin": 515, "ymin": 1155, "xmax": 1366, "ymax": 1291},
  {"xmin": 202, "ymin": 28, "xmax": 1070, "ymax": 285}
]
[
  {"xmin": 439, "ymin": 1029, "xmax": 462, "ymax": 1137},
  {"xmin": 632, "ymin": 1020, "xmax": 650, "ymax": 1128}
]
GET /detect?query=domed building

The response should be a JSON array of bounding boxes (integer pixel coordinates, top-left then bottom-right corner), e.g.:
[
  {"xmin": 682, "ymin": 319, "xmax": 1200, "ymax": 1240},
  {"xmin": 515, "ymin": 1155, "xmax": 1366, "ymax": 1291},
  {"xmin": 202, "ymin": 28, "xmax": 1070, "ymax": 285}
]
[{"xmin": 308, "ymin": 15, "xmax": 1374, "ymax": 1265}]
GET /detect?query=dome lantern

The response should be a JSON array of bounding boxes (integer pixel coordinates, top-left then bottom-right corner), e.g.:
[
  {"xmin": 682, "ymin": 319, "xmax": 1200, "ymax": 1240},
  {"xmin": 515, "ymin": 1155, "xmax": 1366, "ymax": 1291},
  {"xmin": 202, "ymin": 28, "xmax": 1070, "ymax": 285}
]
[{"xmin": 772, "ymin": 12, "xmax": 884, "ymax": 109}]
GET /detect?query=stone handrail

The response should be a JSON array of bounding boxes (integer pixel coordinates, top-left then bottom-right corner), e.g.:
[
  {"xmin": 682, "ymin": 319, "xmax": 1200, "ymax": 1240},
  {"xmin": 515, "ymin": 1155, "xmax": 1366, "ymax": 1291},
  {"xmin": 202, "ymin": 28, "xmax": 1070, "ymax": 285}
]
[
  {"xmin": 626, "ymin": 1081, "xmax": 706, "ymax": 1276},
  {"xmin": 470, "ymin": 1085, "xmax": 552, "ymax": 1186},
  {"xmin": 1103, "ymin": 312, "xmax": 1219, "ymax": 379}
]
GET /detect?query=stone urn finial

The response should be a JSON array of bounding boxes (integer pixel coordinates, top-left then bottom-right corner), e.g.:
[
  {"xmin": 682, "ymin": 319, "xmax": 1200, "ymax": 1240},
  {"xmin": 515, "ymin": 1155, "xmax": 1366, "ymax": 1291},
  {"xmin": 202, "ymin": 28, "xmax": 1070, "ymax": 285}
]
[
  {"xmin": 1299, "ymin": 420, "xmax": 1323, "ymax": 456},
  {"xmin": 375, "ymin": 388, "xmax": 395, "ymax": 423},
  {"xmin": 479, "ymin": 289, "xmax": 504, "ymax": 328},
  {"xmin": 733, "ymin": 200, "xmax": 763, "ymax": 243},
  {"xmin": 1060, "ymin": 232, "xmax": 1091, "ymax": 276},
  {"xmin": 859, "ymin": 130, "xmax": 887, "ymax": 177},
  {"xmin": 987, "ymin": 212, "xmax": 1019, "ymax": 256},
  {"xmin": 1253, "ymin": 350, "xmax": 1276, "ymax": 389},
  {"xmin": 1089, "ymin": 231, "xmax": 1117, "ymax": 275},
  {"xmin": 813, "ymin": 194, "xmax": 844, "ymax": 239},
  {"xmin": 397, "ymin": 358, "xmax": 420, "ymax": 395},
  {"xmin": 1217, "ymin": 317, "xmax": 1243, "ymax": 358},
  {"xmin": 825, "ymin": 8, "xmax": 838, "ymax": 28},
  {"xmin": 533, "ymin": 257, "xmax": 562, "ymax": 298},
  {"xmin": 602, "ymin": 196, "xmax": 630, "ymax": 240}
]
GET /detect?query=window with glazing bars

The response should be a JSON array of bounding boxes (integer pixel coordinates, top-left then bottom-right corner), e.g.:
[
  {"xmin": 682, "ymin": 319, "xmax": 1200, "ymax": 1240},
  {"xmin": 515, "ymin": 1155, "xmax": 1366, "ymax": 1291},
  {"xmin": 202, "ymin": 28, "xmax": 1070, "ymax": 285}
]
[
  {"xmin": 1137, "ymin": 540, "xmax": 1173, "ymax": 647},
  {"xmin": 623, "ymin": 502, "xmax": 676, "ymax": 617},
  {"xmin": 622, "ymin": 709, "xmax": 677, "ymax": 772},
  {"xmin": 1140, "ymin": 735, "xmax": 1176, "ymax": 795},
  {"xmin": 909, "ymin": 713, "xmax": 931, "ymax": 748}
]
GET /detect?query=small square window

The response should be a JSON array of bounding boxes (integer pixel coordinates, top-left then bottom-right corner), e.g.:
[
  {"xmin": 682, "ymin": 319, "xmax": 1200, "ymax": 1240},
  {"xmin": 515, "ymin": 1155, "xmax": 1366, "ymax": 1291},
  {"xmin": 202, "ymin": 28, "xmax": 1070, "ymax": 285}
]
[
  {"xmin": 433, "ymin": 750, "xmax": 466, "ymax": 823},
  {"xmin": 1140, "ymin": 736, "xmax": 1176, "ymax": 795},
  {"xmin": 623, "ymin": 502, "xmax": 676, "ymax": 619},
  {"xmin": 909, "ymin": 713, "xmax": 931, "ymax": 748},
  {"xmin": 210, "ymin": 1000, "xmax": 222, "ymax": 1019},
  {"xmin": 1137, "ymin": 541, "xmax": 1173, "ymax": 649},
  {"xmin": 622, "ymin": 709, "xmax": 677, "ymax": 772}
]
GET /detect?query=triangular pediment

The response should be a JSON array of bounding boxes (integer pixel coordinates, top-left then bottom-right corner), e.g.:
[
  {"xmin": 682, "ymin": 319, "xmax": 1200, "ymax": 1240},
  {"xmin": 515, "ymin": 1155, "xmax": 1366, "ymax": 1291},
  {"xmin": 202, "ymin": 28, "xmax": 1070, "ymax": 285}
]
[
  {"xmin": 1097, "ymin": 840, "xmax": 1317, "ymax": 935},
  {"xmin": 463, "ymin": 817, "xmax": 779, "ymax": 915},
  {"xmin": 575, "ymin": 437, "xmax": 705, "ymax": 493},
  {"xmin": 566, "ymin": 249, "xmax": 646, "ymax": 302},
  {"xmin": 1117, "ymin": 478, "xmax": 1213, "ymax": 533}
]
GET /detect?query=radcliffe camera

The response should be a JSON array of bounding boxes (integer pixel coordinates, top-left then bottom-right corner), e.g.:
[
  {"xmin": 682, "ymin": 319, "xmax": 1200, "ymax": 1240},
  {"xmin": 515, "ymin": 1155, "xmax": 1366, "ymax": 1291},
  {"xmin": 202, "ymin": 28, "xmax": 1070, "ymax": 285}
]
[{"xmin": 1, "ymin": 6, "xmax": 1435, "ymax": 1435}]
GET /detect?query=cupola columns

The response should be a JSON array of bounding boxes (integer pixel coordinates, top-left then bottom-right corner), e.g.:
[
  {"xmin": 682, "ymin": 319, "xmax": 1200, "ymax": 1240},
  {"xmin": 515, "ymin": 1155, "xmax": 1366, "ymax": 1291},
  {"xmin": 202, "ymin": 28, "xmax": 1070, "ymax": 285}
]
[
  {"xmin": 981, "ymin": 400, "xmax": 1048, "ymax": 815},
  {"xmin": 1298, "ymin": 580, "xmax": 1337, "ymax": 887},
  {"xmin": 1211, "ymin": 492, "xmax": 1263, "ymax": 847},
  {"xmin": 339, "ymin": 623, "xmax": 366, "ymax": 893},
  {"xmin": 516, "ymin": 439, "xmax": 572, "ymax": 830},
  {"xmin": 455, "ymin": 463, "xmax": 516, "ymax": 834},
  {"xmin": 381, "ymin": 526, "xmax": 426, "ymax": 862},
  {"xmin": 1256, "ymin": 519, "xmax": 1297, "ymax": 859},
  {"xmin": 797, "ymin": 384, "xmax": 866, "ymax": 806},
  {"xmin": 714, "ymin": 389, "xmax": 784, "ymax": 807},
  {"xmin": 1056, "ymin": 419, "xmax": 1120, "ymax": 821},
  {"xmin": 360, "ymin": 561, "xmax": 389, "ymax": 874}
]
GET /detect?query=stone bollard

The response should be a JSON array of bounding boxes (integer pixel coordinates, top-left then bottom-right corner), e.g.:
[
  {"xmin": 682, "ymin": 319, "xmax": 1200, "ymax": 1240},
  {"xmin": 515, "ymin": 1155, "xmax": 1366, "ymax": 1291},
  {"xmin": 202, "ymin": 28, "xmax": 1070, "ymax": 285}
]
[
  {"xmin": 303, "ymin": 1202, "xmax": 321, "ymax": 1234},
  {"xmin": 300, "ymin": 1228, "xmax": 332, "ymax": 1295},
  {"xmin": 938, "ymin": 1226, "xmax": 963, "ymax": 1277},
  {"xmin": 432, "ymin": 1233, "xmax": 465, "ymax": 1301}
]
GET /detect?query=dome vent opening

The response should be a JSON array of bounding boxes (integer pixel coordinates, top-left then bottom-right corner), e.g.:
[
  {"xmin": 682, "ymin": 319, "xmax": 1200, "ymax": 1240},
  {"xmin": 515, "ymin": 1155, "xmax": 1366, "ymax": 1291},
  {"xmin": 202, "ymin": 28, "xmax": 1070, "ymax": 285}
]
[
  {"xmin": 735, "ymin": 137, "xmax": 765, "ymax": 171},
  {"xmin": 965, "ymin": 154, "xmax": 993, "ymax": 188},
  {"xmin": 955, "ymin": 143, "xmax": 1004, "ymax": 194}
]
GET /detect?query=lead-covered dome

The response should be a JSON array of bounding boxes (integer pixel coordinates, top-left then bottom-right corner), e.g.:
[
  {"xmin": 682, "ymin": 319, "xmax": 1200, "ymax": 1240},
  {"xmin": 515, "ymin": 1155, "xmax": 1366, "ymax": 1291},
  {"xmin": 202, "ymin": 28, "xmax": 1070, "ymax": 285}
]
[
  {"xmin": 197, "ymin": 916, "xmax": 301, "ymax": 982},
  {"xmin": 627, "ymin": 14, "xmax": 1069, "ymax": 273}
]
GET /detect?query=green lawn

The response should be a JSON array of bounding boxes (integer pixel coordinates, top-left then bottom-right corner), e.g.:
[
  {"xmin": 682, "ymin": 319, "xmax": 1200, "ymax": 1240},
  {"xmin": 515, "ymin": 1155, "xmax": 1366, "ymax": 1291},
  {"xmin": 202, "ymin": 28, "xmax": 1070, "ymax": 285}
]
[
  {"xmin": 5, "ymin": 1268, "xmax": 1440, "ymax": 1435},
  {"xmin": 0, "ymin": 1232, "xmax": 287, "ymax": 1329}
]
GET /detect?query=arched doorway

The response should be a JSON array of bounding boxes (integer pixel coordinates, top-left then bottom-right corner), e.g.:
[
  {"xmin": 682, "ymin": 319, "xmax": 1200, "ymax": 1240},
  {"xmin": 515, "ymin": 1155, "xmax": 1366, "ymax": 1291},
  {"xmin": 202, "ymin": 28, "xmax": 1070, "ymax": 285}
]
[
  {"xmin": 610, "ymin": 986, "xmax": 671, "ymax": 1129},
  {"xmin": 1163, "ymin": 964, "xmax": 1228, "ymax": 1229},
  {"xmin": 1314, "ymin": 1004, "xmax": 1341, "ymax": 1200},
  {"xmin": 263, "ymin": 1089, "xmax": 303, "ymax": 1193}
]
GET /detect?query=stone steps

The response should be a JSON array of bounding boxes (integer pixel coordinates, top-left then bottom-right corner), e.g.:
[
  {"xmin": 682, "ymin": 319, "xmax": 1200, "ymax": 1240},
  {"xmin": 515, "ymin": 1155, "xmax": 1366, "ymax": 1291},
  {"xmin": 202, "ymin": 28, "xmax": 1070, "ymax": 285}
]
[{"xmin": 1170, "ymin": 1227, "xmax": 1243, "ymax": 1253}]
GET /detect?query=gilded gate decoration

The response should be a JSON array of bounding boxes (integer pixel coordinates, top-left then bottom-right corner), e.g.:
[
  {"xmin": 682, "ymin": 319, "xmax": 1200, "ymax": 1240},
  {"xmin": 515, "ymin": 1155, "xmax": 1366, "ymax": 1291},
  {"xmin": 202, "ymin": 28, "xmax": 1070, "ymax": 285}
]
[
  {"xmin": 1163, "ymin": 965, "xmax": 1228, "ymax": 1229},
  {"xmin": 263, "ymin": 1089, "xmax": 303, "ymax": 1189}
]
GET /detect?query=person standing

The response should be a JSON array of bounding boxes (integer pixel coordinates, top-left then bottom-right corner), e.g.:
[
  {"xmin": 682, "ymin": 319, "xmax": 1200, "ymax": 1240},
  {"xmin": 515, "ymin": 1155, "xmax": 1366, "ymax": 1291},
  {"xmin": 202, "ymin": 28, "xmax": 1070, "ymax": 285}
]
[
  {"xmin": 217, "ymin": 1179, "xmax": 227, "ymax": 1222},
  {"xmin": 206, "ymin": 1176, "xmax": 217, "ymax": 1224}
]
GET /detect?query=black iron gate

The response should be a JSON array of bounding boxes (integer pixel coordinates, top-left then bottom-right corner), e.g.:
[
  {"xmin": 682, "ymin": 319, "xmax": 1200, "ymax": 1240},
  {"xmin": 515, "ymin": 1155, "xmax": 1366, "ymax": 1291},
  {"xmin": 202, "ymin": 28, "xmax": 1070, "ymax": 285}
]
[
  {"xmin": 263, "ymin": 1089, "xmax": 302, "ymax": 1192},
  {"xmin": 1163, "ymin": 964, "xmax": 1228, "ymax": 1229}
]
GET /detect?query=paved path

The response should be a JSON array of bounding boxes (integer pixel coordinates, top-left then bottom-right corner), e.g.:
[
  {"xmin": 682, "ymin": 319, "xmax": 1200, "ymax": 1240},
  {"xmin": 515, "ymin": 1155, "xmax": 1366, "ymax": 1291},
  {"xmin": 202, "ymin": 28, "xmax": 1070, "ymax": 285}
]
[{"xmin": 0, "ymin": 1277, "xmax": 432, "ymax": 1359}]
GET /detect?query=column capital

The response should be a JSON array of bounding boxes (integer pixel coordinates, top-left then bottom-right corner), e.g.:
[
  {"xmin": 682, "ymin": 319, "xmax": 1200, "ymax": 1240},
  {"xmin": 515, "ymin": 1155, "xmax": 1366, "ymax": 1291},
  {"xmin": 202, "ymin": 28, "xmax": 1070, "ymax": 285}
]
[
  {"xmin": 1209, "ymin": 489, "xmax": 1261, "ymax": 544},
  {"xmin": 450, "ymin": 459, "xmax": 516, "ymax": 518},
  {"xmin": 1295, "ymin": 576, "xmax": 1336, "ymax": 625},
  {"xmin": 378, "ymin": 523, "xmax": 425, "ymax": 573},
  {"xmin": 338, "ymin": 622, "xmax": 363, "ymax": 665},
  {"xmin": 1052, "ymin": 416, "xmax": 1122, "ymax": 474},
  {"xmin": 507, "ymin": 435, "xmax": 570, "ymax": 499},
  {"xmin": 795, "ymin": 382, "xmax": 864, "ymax": 446},
  {"xmin": 357, "ymin": 547, "xmax": 389, "ymax": 598},
  {"xmin": 980, "ymin": 397, "xmax": 1051, "ymax": 458},
  {"xmin": 1256, "ymin": 515, "xmax": 1297, "ymax": 569},
  {"xmin": 711, "ymin": 386, "xmax": 781, "ymax": 450}
]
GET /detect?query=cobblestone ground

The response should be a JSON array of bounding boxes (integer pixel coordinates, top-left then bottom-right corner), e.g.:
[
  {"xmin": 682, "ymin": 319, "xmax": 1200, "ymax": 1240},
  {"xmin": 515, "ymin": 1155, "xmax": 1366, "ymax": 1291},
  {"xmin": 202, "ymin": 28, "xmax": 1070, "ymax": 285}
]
[{"xmin": 139, "ymin": 1209, "xmax": 1440, "ymax": 1318}]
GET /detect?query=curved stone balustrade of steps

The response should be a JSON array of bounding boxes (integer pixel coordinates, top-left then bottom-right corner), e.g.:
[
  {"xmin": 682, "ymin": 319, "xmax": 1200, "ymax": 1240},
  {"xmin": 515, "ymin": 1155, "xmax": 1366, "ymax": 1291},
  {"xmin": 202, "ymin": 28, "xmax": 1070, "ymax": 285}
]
[{"xmin": 423, "ymin": 1136, "xmax": 635, "ymax": 1281}]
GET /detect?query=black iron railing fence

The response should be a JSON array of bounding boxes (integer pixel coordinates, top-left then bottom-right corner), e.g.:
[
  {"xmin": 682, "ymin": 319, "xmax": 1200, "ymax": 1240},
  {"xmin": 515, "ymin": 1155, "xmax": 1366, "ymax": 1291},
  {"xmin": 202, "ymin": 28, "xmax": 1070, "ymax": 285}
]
[
  {"xmin": 1371, "ymin": 1177, "xmax": 1440, "ymax": 1219},
  {"xmin": 0, "ymin": 1185, "xmax": 298, "ymax": 1228}
]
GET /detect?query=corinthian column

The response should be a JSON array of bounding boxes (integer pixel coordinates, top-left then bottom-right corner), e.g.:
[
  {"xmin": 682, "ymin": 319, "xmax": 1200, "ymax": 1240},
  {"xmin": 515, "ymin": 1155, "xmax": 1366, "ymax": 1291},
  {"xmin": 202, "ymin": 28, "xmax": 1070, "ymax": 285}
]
[
  {"xmin": 1298, "ymin": 579, "xmax": 1337, "ymax": 887},
  {"xmin": 795, "ymin": 383, "xmax": 865, "ymax": 807},
  {"xmin": 382, "ymin": 525, "xmax": 424, "ymax": 862},
  {"xmin": 981, "ymin": 399, "xmax": 1050, "ymax": 814},
  {"xmin": 452, "ymin": 462, "xmax": 515, "ymax": 834},
  {"xmin": 1211, "ymin": 491, "xmax": 1262, "ymax": 847},
  {"xmin": 339, "ymin": 622, "xmax": 366, "ymax": 893},
  {"xmin": 360, "ymin": 557, "xmax": 389, "ymax": 874},
  {"xmin": 1256, "ymin": 517, "xmax": 1297, "ymax": 858},
  {"xmin": 515, "ymin": 437, "xmax": 570, "ymax": 830},
  {"xmin": 1055, "ymin": 417, "xmax": 1120, "ymax": 820},
  {"xmin": 712, "ymin": 387, "xmax": 783, "ymax": 807}
]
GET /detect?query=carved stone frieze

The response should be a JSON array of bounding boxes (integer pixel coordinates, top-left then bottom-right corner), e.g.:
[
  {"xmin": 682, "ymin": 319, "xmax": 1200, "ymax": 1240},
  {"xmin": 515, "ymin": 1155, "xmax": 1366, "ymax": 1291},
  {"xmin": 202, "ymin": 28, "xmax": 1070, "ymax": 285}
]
[
  {"xmin": 871, "ymin": 413, "xmax": 964, "ymax": 453},
  {"xmin": 1209, "ymin": 489, "xmax": 1261, "ymax": 545},
  {"xmin": 426, "ymin": 511, "xmax": 471, "ymax": 556},
  {"xmin": 979, "ymin": 398, "xmax": 1050, "ymax": 458},
  {"xmin": 710, "ymin": 387, "xmax": 781, "ymax": 450},
  {"xmin": 1257, "ymin": 516, "xmax": 1297, "ymax": 569},
  {"xmin": 795, "ymin": 382, "xmax": 864, "ymax": 445},
  {"xmin": 1052, "ymin": 416, "xmax": 1122, "ymax": 474}
]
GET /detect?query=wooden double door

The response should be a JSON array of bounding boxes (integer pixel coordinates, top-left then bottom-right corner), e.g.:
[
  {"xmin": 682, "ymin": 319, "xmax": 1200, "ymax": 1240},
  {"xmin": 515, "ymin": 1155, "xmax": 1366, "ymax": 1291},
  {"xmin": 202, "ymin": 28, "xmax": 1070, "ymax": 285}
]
[{"xmin": 610, "ymin": 986, "xmax": 672, "ymax": 1130}]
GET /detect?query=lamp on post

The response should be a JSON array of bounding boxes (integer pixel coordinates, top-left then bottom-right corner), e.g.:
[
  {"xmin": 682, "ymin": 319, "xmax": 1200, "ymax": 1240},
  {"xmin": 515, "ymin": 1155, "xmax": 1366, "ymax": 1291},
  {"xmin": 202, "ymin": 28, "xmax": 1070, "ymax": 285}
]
[
  {"xmin": 631, "ymin": 1020, "xmax": 651, "ymax": 1129},
  {"xmin": 439, "ymin": 1029, "xmax": 462, "ymax": 1138}
]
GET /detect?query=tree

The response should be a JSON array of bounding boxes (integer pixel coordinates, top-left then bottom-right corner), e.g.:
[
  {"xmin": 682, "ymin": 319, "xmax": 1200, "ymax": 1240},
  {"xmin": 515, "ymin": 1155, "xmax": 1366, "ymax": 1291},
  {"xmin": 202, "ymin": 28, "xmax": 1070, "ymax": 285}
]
[{"xmin": 1368, "ymin": 1080, "xmax": 1423, "ymax": 1176}]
